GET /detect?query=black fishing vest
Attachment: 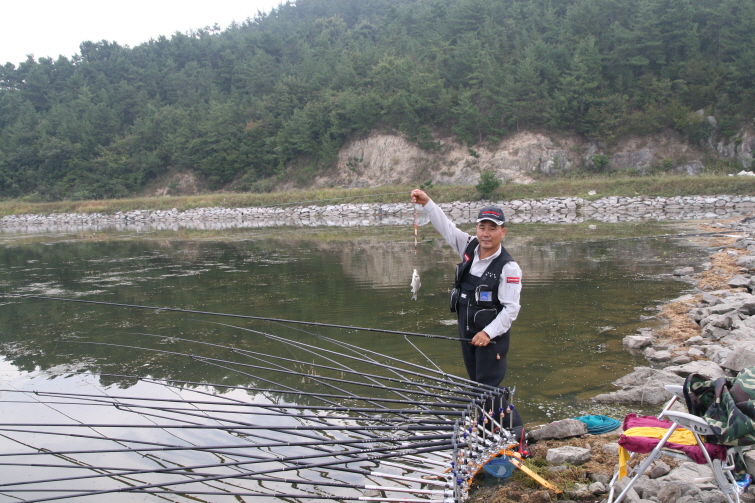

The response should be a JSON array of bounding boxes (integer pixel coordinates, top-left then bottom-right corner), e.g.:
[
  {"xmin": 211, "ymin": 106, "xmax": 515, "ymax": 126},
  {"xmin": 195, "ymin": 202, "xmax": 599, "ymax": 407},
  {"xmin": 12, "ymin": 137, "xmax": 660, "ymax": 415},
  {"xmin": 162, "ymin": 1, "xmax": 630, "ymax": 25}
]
[{"xmin": 450, "ymin": 238, "xmax": 514, "ymax": 339}]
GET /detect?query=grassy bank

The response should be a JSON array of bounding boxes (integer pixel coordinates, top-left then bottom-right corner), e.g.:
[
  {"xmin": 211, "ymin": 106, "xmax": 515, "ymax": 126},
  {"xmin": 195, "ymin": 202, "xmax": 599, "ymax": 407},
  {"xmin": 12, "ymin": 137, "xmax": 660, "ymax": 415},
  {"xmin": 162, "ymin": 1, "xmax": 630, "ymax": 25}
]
[{"xmin": 0, "ymin": 175, "xmax": 754, "ymax": 217}]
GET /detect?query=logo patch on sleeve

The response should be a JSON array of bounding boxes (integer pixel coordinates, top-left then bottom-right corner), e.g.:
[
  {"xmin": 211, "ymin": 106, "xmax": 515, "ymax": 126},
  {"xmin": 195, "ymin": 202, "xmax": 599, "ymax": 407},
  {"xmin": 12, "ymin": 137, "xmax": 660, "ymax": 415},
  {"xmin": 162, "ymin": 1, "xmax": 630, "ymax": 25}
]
[{"xmin": 506, "ymin": 277, "xmax": 520, "ymax": 284}]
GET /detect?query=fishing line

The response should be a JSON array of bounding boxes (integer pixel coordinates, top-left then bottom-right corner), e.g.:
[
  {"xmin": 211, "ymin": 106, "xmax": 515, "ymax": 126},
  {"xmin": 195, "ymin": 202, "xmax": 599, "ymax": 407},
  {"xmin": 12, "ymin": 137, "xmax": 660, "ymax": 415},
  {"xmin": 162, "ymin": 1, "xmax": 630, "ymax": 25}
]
[{"xmin": 3, "ymin": 294, "xmax": 463, "ymax": 341}]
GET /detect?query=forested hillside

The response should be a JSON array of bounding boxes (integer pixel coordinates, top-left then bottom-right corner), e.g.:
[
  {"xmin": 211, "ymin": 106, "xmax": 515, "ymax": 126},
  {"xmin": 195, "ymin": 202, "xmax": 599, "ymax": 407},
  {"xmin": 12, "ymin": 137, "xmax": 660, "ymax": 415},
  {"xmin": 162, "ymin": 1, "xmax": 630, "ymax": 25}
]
[{"xmin": 1, "ymin": 0, "xmax": 754, "ymax": 200}]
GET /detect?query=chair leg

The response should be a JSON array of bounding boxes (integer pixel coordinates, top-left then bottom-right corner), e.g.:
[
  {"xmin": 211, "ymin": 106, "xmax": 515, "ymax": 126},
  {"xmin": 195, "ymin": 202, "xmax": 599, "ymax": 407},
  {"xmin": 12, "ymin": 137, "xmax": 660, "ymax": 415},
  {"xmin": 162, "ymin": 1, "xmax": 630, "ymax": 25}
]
[
  {"xmin": 691, "ymin": 430, "xmax": 739, "ymax": 503},
  {"xmin": 610, "ymin": 423, "xmax": 680, "ymax": 503}
]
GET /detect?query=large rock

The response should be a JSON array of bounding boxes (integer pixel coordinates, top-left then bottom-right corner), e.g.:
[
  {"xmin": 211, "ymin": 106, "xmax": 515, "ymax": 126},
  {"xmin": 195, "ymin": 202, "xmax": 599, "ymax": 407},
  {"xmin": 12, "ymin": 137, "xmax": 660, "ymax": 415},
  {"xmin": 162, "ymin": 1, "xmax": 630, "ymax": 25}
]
[
  {"xmin": 708, "ymin": 303, "xmax": 740, "ymax": 315},
  {"xmin": 546, "ymin": 445, "xmax": 591, "ymax": 465},
  {"xmin": 665, "ymin": 360, "xmax": 726, "ymax": 380},
  {"xmin": 702, "ymin": 324, "xmax": 731, "ymax": 340},
  {"xmin": 660, "ymin": 461, "xmax": 714, "ymax": 484},
  {"xmin": 737, "ymin": 256, "xmax": 755, "ymax": 269},
  {"xmin": 720, "ymin": 348, "xmax": 755, "ymax": 372},
  {"xmin": 592, "ymin": 367, "xmax": 684, "ymax": 405},
  {"xmin": 719, "ymin": 326, "xmax": 755, "ymax": 345},
  {"xmin": 729, "ymin": 274, "xmax": 752, "ymax": 289},
  {"xmin": 529, "ymin": 418, "xmax": 588, "ymax": 441},
  {"xmin": 740, "ymin": 300, "xmax": 755, "ymax": 316},
  {"xmin": 674, "ymin": 267, "xmax": 695, "ymax": 276},
  {"xmin": 657, "ymin": 483, "xmax": 682, "ymax": 503},
  {"xmin": 623, "ymin": 334, "xmax": 654, "ymax": 349},
  {"xmin": 745, "ymin": 449, "xmax": 755, "ymax": 476}
]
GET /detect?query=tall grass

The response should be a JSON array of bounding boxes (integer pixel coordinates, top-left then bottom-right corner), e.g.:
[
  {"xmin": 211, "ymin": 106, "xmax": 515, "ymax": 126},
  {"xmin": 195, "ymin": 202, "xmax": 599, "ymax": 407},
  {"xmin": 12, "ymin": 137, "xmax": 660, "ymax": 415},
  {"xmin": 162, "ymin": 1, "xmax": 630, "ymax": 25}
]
[{"xmin": 0, "ymin": 175, "xmax": 753, "ymax": 217}]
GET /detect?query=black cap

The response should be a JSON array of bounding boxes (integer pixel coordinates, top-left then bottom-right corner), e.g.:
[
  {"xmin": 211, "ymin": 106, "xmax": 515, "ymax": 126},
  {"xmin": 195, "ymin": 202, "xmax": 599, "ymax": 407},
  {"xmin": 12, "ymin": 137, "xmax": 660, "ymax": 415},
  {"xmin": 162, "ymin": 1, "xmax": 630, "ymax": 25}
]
[{"xmin": 476, "ymin": 206, "xmax": 505, "ymax": 226}]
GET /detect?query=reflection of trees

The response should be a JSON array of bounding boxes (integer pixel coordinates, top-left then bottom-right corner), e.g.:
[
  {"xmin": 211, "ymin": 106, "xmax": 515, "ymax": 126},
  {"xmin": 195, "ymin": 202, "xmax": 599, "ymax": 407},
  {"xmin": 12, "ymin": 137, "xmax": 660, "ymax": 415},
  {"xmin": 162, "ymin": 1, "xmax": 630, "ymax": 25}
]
[{"xmin": 0, "ymin": 230, "xmax": 700, "ymax": 401}]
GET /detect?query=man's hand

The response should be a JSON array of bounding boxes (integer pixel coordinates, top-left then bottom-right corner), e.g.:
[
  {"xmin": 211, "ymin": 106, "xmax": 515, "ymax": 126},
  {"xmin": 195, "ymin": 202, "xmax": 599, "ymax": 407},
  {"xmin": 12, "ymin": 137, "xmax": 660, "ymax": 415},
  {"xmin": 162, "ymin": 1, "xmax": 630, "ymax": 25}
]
[
  {"xmin": 470, "ymin": 331, "xmax": 491, "ymax": 347},
  {"xmin": 411, "ymin": 189, "xmax": 430, "ymax": 206}
]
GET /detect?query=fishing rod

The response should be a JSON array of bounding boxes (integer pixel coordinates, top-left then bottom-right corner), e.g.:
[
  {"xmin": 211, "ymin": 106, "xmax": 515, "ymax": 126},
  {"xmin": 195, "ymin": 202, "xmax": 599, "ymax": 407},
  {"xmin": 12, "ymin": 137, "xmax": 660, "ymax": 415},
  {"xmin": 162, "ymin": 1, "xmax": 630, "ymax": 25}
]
[
  {"xmin": 2, "ymin": 488, "xmax": 450, "ymax": 502},
  {"xmin": 0, "ymin": 425, "xmax": 428, "ymax": 488},
  {"xmin": 3, "ymin": 294, "xmax": 462, "ymax": 341},
  {"xmin": 210, "ymin": 321, "xmax": 494, "ymax": 394},
  {"xmin": 59, "ymin": 373, "xmax": 456, "ymax": 424},
  {"xmin": 251, "ymin": 320, "xmax": 444, "ymax": 412},
  {"xmin": 0, "ymin": 419, "xmax": 456, "ymax": 491},
  {"xmin": 13, "ymin": 441, "xmax": 460, "ymax": 503},
  {"xmin": 261, "ymin": 325, "xmax": 497, "ymax": 392},
  {"xmin": 67, "ymin": 340, "xmax": 473, "ymax": 409},
  {"xmin": 191, "ymin": 353, "xmax": 470, "ymax": 411},
  {"xmin": 19, "ymin": 390, "xmax": 464, "ymax": 417}
]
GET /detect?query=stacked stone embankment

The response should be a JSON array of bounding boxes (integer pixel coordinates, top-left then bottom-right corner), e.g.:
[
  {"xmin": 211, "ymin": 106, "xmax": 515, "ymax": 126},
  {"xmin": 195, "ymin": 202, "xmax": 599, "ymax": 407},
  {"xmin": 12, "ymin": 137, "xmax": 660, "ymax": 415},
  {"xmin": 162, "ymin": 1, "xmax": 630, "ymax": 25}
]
[
  {"xmin": 519, "ymin": 215, "xmax": 755, "ymax": 502},
  {"xmin": 2, "ymin": 195, "xmax": 755, "ymax": 234}
]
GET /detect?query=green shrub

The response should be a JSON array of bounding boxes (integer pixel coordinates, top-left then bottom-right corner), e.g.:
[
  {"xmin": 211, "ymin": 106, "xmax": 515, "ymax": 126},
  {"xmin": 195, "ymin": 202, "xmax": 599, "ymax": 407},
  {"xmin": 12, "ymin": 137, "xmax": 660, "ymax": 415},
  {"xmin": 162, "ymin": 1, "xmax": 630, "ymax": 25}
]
[
  {"xmin": 591, "ymin": 154, "xmax": 610, "ymax": 172},
  {"xmin": 476, "ymin": 170, "xmax": 501, "ymax": 198}
]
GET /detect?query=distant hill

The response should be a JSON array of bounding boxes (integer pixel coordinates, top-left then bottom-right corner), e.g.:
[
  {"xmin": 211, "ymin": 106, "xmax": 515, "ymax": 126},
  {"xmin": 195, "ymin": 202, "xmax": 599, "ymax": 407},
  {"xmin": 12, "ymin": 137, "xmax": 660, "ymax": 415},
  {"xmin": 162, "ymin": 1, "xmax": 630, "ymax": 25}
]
[{"xmin": 1, "ymin": 0, "xmax": 754, "ymax": 200}]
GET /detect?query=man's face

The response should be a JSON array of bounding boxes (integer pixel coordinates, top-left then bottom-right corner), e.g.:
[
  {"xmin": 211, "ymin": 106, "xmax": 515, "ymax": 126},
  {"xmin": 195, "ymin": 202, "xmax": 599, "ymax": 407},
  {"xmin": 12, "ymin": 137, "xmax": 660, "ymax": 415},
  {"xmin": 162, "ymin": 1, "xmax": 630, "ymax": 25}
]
[{"xmin": 476, "ymin": 220, "xmax": 507, "ymax": 253}]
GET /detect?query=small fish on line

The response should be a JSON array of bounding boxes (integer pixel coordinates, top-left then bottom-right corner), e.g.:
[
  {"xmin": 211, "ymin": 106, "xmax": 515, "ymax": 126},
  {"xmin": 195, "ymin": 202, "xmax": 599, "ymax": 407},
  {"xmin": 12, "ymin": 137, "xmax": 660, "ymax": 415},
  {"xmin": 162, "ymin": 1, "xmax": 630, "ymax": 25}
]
[{"xmin": 410, "ymin": 269, "xmax": 421, "ymax": 300}]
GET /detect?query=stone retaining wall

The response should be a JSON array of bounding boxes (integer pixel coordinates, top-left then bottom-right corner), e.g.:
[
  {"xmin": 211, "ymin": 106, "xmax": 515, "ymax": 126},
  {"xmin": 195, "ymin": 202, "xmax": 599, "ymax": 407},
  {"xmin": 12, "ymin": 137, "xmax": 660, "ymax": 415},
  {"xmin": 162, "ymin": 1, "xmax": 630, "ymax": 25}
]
[{"xmin": 1, "ymin": 195, "xmax": 754, "ymax": 234}]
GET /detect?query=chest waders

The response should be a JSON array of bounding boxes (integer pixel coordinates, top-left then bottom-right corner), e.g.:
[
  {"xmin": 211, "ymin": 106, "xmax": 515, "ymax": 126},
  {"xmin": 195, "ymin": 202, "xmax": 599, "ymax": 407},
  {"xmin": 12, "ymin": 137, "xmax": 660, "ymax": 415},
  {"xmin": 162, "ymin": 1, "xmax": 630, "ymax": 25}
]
[{"xmin": 450, "ymin": 239, "xmax": 522, "ymax": 431}]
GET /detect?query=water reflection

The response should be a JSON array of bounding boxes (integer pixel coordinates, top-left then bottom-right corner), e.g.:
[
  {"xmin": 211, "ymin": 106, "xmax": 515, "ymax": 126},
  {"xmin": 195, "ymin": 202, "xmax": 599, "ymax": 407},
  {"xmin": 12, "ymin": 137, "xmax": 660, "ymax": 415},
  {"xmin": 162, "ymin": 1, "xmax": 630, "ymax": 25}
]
[{"xmin": 0, "ymin": 222, "xmax": 705, "ymax": 424}]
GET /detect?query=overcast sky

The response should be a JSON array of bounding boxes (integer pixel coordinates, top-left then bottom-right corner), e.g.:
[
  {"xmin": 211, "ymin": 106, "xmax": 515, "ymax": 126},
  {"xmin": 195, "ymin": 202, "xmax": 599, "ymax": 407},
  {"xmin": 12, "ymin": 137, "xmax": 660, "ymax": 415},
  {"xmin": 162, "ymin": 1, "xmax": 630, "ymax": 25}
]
[{"xmin": 2, "ymin": 0, "xmax": 285, "ymax": 66}]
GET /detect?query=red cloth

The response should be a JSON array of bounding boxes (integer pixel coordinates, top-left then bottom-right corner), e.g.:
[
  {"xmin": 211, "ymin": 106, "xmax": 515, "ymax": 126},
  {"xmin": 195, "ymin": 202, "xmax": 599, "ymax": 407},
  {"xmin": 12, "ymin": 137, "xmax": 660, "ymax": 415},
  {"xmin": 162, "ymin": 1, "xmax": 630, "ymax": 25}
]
[{"xmin": 618, "ymin": 413, "xmax": 728, "ymax": 463}]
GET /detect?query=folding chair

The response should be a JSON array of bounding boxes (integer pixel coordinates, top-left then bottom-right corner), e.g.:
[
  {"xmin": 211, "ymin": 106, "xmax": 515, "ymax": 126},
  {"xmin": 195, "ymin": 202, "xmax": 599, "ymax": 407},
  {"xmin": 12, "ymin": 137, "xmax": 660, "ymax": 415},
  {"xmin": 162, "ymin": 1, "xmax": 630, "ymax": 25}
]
[{"xmin": 607, "ymin": 385, "xmax": 749, "ymax": 503}]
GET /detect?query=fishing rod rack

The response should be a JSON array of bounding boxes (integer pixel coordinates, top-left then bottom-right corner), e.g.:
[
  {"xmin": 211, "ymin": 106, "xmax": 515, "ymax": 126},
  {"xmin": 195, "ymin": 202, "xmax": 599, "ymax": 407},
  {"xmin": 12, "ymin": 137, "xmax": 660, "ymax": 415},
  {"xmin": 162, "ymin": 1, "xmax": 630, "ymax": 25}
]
[{"xmin": 0, "ymin": 296, "xmax": 529, "ymax": 502}]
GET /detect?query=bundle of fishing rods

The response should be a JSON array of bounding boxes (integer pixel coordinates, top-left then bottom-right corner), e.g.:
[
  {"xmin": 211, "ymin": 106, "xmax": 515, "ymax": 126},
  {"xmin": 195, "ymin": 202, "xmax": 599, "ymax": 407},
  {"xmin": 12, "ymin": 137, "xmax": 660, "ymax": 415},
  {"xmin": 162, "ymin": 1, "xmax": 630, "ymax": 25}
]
[{"xmin": 0, "ymin": 295, "xmax": 528, "ymax": 503}]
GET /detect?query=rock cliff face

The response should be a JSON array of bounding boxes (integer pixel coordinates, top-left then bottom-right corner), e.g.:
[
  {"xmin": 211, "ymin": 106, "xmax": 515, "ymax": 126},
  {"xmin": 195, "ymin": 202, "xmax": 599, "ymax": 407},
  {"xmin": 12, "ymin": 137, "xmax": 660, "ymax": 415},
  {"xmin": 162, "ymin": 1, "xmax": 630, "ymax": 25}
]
[{"xmin": 302, "ymin": 127, "xmax": 754, "ymax": 189}]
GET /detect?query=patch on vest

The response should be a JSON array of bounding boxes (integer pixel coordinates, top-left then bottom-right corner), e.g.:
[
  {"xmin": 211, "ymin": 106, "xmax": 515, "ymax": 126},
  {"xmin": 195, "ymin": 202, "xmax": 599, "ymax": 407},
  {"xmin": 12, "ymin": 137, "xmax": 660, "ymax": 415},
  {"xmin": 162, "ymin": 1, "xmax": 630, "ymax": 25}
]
[
  {"xmin": 464, "ymin": 253, "xmax": 471, "ymax": 262},
  {"xmin": 506, "ymin": 277, "xmax": 520, "ymax": 284}
]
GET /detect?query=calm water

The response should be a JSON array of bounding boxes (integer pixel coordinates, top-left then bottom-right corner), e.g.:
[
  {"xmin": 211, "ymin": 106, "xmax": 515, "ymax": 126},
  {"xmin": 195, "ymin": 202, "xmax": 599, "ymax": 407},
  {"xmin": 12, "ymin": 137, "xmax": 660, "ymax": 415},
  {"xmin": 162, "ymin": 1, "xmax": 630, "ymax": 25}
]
[{"xmin": 0, "ymin": 221, "xmax": 706, "ymax": 426}]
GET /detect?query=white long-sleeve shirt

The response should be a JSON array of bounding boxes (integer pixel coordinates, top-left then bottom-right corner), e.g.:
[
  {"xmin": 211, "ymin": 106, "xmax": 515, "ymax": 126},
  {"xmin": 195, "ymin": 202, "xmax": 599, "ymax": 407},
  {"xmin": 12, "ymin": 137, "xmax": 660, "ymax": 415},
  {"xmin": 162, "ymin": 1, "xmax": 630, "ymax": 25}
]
[{"xmin": 423, "ymin": 199, "xmax": 522, "ymax": 338}]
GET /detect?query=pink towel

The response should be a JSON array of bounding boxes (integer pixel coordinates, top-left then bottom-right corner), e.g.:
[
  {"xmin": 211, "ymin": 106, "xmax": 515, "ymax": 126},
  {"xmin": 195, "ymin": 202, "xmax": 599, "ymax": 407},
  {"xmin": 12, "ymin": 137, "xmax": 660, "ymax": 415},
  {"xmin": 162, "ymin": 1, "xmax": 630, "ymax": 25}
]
[{"xmin": 618, "ymin": 413, "xmax": 727, "ymax": 463}]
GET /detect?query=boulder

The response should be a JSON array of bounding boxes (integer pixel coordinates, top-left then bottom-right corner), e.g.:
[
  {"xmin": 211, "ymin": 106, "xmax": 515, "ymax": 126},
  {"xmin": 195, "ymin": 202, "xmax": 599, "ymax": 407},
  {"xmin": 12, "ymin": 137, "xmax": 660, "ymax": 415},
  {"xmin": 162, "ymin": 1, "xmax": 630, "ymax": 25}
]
[
  {"xmin": 665, "ymin": 360, "xmax": 726, "ymax": 380},
  {"xmin": 702, "ymin": 324, "xmax": 731, "ymax": 340},
  {"xmin": 701, "ymin": 293, "xmax": 724, "ymax": 305},
  {"xmin": 684, "ymin": 335, "xmax": 705, "ymax": 346},
  {"xmin": 656, "ymin": 483, "xmax": 681, "ymax": 503},
  {"xmin": 660, "ymin": 461, "xmax": 714, "ymax": 482},
  {"xmin": 720, "ymin": 348, "xmax": 755, "ymax": 372},
  {"xmin": 633, "ymin": 476, "xmax": 662, "ymax": 499},
  {"xmin": 674, "ymin": 267, "xmax": 695, "ymax": 276},
  {"xmin": 719, "ymin": 326, "xmax": 755, "ymax": 345},
  {"xmin": 729, "ymin": 274, "xmax": 752, "ymax": 289},
  {"xmin": 740, "ymin": 300, "xmax": 755, "ymax": 316},
  {"xmin": 529, "ymin": 418, "xmax": 588, "ymax": 441},
  {"xmin": 689, "ymin": 307, "xmax": 711, "ymax": 321},
  {"xmin": 612, "ymin": 477, "xmax": 641, "ymax": 502},
  {"xmin": 588, "ymin": 481, "xmax": 607, "ymax": 495},
  {"xmin": 701, "ymin": 312, "xmax": 738, "ymax": 329},
  {"xmin": 688, "ymin": 347, "xmax": 705, "ymax": 357},
  {"xmin": 737, "ymin": 256, "xmax": 755, "ymax": 269},
  {"xmin": 546, "ymin": 445, "xmax": 592, "ymax": 465},
  {"xmin": 601, "ymin": 442, "xmax": 619, "ymax": 455},
  {"xmin": 706, "ymin": 304, "xmax": 739, "ymax": 316},
  {"xmin": 623, "ymin": 334, "xmax": 654, "ymax": 349},
  {"xmin": 592, "ymin": 367, "xmax": 684, "ymax": 405},
  {"xmin": 745, "ymin": 449, "xmax": 755, "ymax": 476},
  {"xmin": 649, "ymin": 460, "xmax": 671, "ymax": 479},
  {"xmin": 647, "ymin": 350, "xmax": 673, "ymax": 362}
]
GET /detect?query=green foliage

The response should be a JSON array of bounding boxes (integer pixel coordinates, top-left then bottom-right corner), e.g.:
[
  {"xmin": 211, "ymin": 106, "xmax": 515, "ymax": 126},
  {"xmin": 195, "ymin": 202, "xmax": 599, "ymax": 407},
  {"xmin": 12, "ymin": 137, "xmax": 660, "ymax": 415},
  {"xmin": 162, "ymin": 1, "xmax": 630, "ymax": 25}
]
[
  {"xmin": 1, "ymin": 0, "xmax": 754, "ymax": 199},
  {"xmin": 591, "ymin": 154, "xmax": 610, "ymax": 172},
  {"xmin": 476, "ymin": 170, "xmax": 501, "ymax": 198},
  {"xmin": 419, "ymin": 179, "xmax": 433, "ymax": 190}
]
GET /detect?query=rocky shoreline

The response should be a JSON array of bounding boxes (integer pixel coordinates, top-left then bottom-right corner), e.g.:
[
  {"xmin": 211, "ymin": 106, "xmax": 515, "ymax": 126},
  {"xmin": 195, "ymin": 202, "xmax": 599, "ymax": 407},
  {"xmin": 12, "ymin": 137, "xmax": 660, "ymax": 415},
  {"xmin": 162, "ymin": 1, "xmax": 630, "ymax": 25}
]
[
  {"xmin": 1, "ymin": 194, "xmax": 755, "ymax": 234},
  {"xmin": 499, "ymin": 215, "xmax": 755, "ymax": 503}
]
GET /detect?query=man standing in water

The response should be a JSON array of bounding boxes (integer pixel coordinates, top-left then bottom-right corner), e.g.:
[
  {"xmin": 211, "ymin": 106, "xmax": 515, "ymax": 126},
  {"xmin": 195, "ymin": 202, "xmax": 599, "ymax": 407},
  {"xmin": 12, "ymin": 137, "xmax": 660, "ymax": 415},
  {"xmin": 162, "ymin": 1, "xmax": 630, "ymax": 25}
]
[{"xmin": 410, "ymin": 189, "xmax": 522, "ymax": 390}]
